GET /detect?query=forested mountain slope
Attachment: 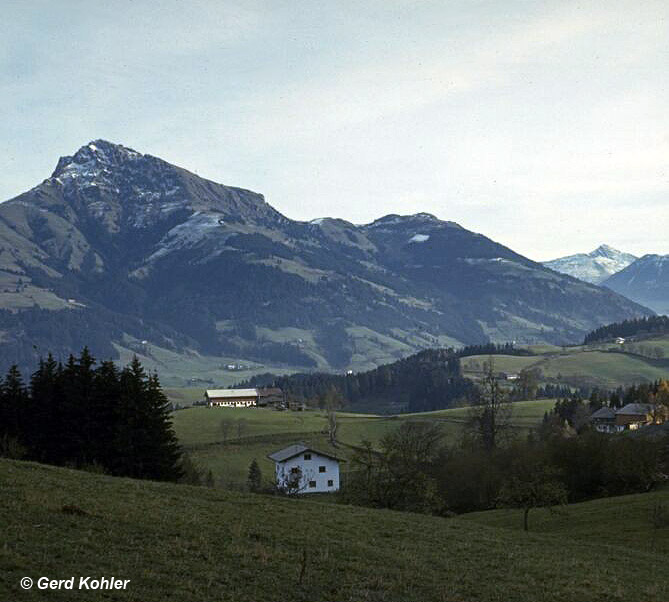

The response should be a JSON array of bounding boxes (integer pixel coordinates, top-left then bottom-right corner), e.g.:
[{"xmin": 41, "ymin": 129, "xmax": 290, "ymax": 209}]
[{"xmin": 0, "ymin": 140, "xmax": 651, "ymax": 374}]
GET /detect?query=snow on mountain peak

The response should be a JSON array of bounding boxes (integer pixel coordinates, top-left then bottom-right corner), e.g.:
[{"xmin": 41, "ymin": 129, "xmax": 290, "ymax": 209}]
[
  {"xmin": 544, "ymin": 245, "xmax": 637, "ymax": 284},
  {"xmin": 52, "ymin": 140, "xmax": 142, "ymax": 180}
]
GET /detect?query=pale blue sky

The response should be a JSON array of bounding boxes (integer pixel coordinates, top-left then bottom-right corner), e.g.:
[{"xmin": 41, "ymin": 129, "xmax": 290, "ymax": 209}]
[{"xmin": 1, "ymin": 0, "xmax": 667, "ymax": 260}]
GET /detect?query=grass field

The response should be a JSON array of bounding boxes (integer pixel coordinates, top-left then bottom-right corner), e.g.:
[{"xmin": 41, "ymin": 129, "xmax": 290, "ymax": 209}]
[
  {"xmin": 2, "ymin": 458, "xmax": 667, "ymax": 602},
  {"xmin": 462, "ymin": 487, "xmax": 669, "ymax": 556},
  {"xmin": 172, "ymin": 401, "xmax": 555, "ymax": 488},
  {"xmin": 461, "ymin": 343, "xmax": 669, "ymax": 389}
]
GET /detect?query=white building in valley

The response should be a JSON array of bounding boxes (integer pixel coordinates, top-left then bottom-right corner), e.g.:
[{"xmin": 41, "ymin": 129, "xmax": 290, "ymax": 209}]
[
  {"xmin": 205, "ymin": 388, "xmax": 258, "ymax": 407},
  {"xmin": 268, "ymin": 443, "xmax": 342, "ymax": 494}
]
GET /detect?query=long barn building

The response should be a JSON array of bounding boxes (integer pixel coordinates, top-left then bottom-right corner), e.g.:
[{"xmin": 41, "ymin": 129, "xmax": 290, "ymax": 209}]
[{"xmin": 206, "ymin": 389, "xmax": 259, "ymax": 407}]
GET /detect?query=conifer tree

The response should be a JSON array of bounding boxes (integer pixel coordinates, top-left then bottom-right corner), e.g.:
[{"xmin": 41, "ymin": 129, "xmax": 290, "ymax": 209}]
[
  {"xmin": 248, "ymin": 458, "xmax": 262, "ymax": 492},
  {"xmin": 0, "ymin": 365, "xmax": 28, "ymax": 443},
  {"xmin": 28, "ymin": 354, "xmax": 61, "ymax": 463}
]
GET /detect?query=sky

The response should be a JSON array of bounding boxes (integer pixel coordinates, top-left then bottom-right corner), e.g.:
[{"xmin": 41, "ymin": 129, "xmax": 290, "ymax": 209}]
[{"xmin": 1, "ymin": 0, "xmax": 667, "ymax": 261}]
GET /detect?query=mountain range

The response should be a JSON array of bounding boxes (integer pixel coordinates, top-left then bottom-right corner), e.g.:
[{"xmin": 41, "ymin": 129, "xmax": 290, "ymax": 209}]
[
  {"xmin": 602, "ymin": 255, "xmax": 669, "ymax": 315},
  {"xmin": 543, "ymin": 245, "xmax": 637, "ymax": 284},
  {"xmin": 0, "ymin": 140, "xmax": 652, "ymax": 377},
  {"xmin": 544, "ymin": 245, "xmax": 669, "ymax": 316}
]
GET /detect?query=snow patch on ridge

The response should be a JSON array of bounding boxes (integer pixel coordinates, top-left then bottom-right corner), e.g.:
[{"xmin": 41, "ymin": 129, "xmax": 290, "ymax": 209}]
[
  {"xmin": 147, "ymin": 212, "xmax": 227, "ymax": 262},
  {"xmin": 409, "ymin": 234, "xmax": 430, "ymax": 243}
]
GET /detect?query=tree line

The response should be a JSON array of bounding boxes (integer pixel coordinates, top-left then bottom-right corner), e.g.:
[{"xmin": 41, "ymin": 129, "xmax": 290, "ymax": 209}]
[
  {"xmin": 0, "ymin": 348, "xmax": 183, "ymax": 481},
  {"xmin": 584, "ymin": 315, "xmax": 669, "ymax": 344},
  {"xmin": 244, "ymin": 345, "xmax": 533, "ymax": 412},
  {"xmin": 341, "ymin": 366, "xmax": 668, "ymax": 529}
]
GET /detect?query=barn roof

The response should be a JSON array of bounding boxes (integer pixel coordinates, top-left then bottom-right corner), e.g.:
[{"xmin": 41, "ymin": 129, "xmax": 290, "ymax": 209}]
[
  {"xmin": 590, "ymin": 406, "xmax": 616, "ymax": 420},
  {"xmin": 267, "ymin": 443, "xmax": 343, "ymax": 463},
  {"xmin": 206, "ymin": 388, "xmax": 258, "ymax": 398},
  {"xmin": 616, "ymin": 403, "xmax": 654, "ymax": 416},
  {"xmin": 259, "ymin": 387, "xmax": 283, "ymax": 396}
]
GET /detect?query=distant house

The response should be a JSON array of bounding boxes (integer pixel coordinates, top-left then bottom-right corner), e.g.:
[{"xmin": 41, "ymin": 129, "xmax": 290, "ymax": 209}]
[
  {"xmin": 268, "ymin": 443, "xmax": 342, "ymax": 493},
  {"xmin": 591, "ymin": 403, "xmax": 659, "ymax": 433},
  {"xmin": 590, "ymin": 406, "xmax": 619, "ymax": 433},
  {"xmin": 615, "ymin": 403, "xmax": 656, "ymax": 430},
  {"xmin": 205, "ymin": 388, "xmax": 258, "ymax": 407},
  {"xmin": 257, "ymin": 387, "xmax": 285, "ymax": 407},
  {"xmin": 615, "ymin": 337, "xmax": 626, "ymax": 344},
  {"xmin": 498, "ymin": 372, "xmax": 520, "ymax": 381}
]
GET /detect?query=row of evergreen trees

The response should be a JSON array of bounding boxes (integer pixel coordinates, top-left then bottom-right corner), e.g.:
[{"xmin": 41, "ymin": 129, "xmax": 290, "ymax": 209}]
[
  {"xmin": 583, "ymin": 315, "xmax": 669, "ymax": 344},
  {"xmin": 244, "ymin": 348, "xmax": 478, "ymax": 412},
  {"xmin": 0, "ymin": 348, "xmax": 183, "ymax": 481}
]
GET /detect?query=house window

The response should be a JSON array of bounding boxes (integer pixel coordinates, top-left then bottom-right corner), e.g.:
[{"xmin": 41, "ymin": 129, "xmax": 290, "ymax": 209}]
[
  {"xmin": 319, "ymin": 466, "xmax": 326, "ymax": 473},
  {"xmin": 327, "ymin": 480, "xmax": 333, "ymax": 487},
  {"xmin": 308, "ymin": 481, "xmax": 316, "ymax": 488},
  {"xmin": 304, "ymin": 453, "xmax": 311, "ymax": 460}
]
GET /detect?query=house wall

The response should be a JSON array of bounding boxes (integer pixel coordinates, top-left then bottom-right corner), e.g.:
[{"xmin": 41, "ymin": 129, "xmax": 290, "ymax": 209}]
[
  {"xmin": 594, "ymin": 421, "xmax": 623, "ymax": 434},
  {"xmin": 275, "ymin": 452, "xmax": 340, "ymax": 494},
  {"xmin": 615, "ymin": 413, "xmax": 649, "ymax": 427},
  {"xmin": 208, "ymin": 397, "xmax": 257, "ymax": 407}
]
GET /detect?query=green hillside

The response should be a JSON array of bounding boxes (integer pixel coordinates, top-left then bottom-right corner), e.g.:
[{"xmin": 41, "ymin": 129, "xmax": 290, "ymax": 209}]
[
  {"xmin": 172, "ymin": 402, "xmax": 554, "ymax": 488},
  {"xmin": 1, "ymin": 458, "xmax": 667, "ymax": 602},
  {"xmin": 462, "ymin": 488, "xmax": 669, "ymax": 555},
  {"xmin": 461, "ymin": 337, "xmax": 669, "ymax": 389}
]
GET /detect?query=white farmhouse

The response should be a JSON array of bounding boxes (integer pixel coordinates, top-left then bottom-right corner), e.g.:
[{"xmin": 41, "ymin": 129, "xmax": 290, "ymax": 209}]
[{"xmin": 268, "ymin": 443, "xmax": 342, "ymax": 494}]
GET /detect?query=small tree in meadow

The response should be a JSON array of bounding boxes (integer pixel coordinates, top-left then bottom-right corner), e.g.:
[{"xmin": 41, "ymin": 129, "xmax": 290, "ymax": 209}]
[
  {"xmin": 248, "ymin": 458, "xmax": 262, "ymax": 492},
  {"xmin": 498, "ymin": 461, "xmax": 567, "ymax": 531}
]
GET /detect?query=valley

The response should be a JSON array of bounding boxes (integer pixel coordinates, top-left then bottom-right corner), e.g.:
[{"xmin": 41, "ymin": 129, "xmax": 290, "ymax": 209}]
[{"xmin": 171, "ymin": 400, "xmax": 555, "ymax": 489}]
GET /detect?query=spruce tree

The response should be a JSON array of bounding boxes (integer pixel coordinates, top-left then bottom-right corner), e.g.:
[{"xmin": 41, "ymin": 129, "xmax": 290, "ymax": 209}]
[
  {"xmin": 90, "ymin": 360, "xmax": 121, "ymax": 470},
  {"xmin": 248, "ymin": 458, "xmax": 262, "ymax": 492},
  {"xmin": 143, "ymin": 372, "xmax": 183, "ymax": 481},
  {"xmin": 28, "ymin": 354, "xmax": 60, "ymax": 463},
  {"xmin": 0, "ymin": 365, "xmax": 28, "ymax": 453}
]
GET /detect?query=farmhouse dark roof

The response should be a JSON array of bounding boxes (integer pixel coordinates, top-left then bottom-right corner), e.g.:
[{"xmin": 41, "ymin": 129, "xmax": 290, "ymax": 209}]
[
  {"xmin": 259, "ymin": 387, "xmax": 283, "ymax": 396},
  {"xmin": 590, "ymin": 406, "xmax": 616, "ymax": 420},
  {"xmin": 616, "ymin": 403, "xmax": 654, "ymax": 416},
  {"xmin": 267, "ymin": 443, "xmax": 343, "ymax": 463}
]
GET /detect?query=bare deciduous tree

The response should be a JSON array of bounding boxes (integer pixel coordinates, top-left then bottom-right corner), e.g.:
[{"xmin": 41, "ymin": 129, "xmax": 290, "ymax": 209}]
[
  {"xmin": 237, "ymin": 418, "xmax": 248, "ymax": 439},
  {"xmin": 323, "ymin": 386, "xmax": 343, "ymax": 447},
  {"xmin": 497, "ymin": 464, "xmax": 567, "ymax": 531},
  {"xmin": 466, "ymin": 358, "xmax": 512, "ymax": 451}
]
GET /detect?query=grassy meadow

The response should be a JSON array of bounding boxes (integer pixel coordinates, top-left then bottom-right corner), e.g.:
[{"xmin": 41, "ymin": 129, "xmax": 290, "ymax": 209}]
[
  {"xmin": 461, "ymin": 336, "xmax": 669, "ymax": 389},
  {"xmin": 2, "ymin": 458, "xmax": 668, "ymax": 602},
  {"xmin": 462, "ymin": 487, "xmax": 669, "ymax": 556},
  {"xmin": 166, "ymin": 334, "xmax": 669, "ymax": 488},
  {"xmin": 171, "ymin": 401, "xmax": 554, "ymax": 488}
]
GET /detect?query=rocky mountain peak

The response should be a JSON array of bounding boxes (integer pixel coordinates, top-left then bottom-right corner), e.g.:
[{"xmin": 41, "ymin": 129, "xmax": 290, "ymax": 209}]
[
  {"xmin": 591, "ymin": 244, "xmax": 629, "ymax": 259},
  {"xmin": 51, "ymin": 140, "xmax": 143, "ymax": 180},
  {"xmin": 544, "ymin": 244, "xmax": 637, "ymax": 284}
]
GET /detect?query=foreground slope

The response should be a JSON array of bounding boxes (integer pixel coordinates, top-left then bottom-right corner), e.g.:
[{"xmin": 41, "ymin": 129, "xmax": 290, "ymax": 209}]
[
  {"xmin": 462, "ymin": 488, "xmax": 669, "ymax": 555},
  {"xmin": 1, "ymin": 459, "xmax": 667, "ymax": 602},
  {"xmin": 0, "ymin": 140, "xmax": 651, "ymax": 376}
]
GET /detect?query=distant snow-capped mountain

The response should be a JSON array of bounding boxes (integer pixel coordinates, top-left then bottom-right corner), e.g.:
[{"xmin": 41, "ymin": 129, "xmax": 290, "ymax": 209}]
[
  {"xmin": 603, "ymin": 255, "xmax": 669, "ymax": 315},
  {"xmin": 543, "ymin": 245, "xmax": 637, "ymax": 284}
]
